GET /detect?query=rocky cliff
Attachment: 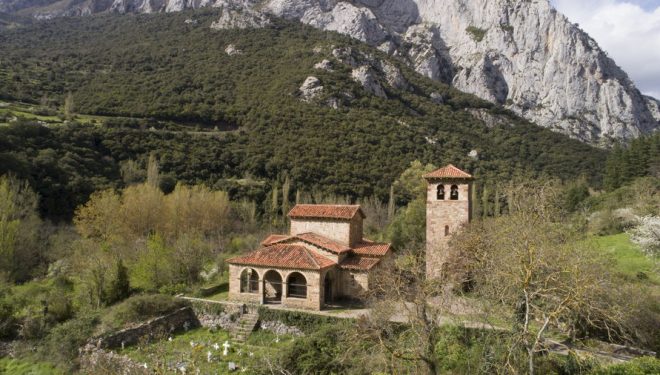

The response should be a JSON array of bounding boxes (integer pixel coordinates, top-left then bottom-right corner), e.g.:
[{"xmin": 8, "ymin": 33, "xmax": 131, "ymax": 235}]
[{"xmin": 4, "ymin": 0, "xmax": 659, "ymax": 144}]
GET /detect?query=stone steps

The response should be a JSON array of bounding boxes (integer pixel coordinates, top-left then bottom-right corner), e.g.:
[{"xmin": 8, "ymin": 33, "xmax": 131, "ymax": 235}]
[{"xmin": 231, "ymin": 312, "xmax": 259, "ymax": 342}]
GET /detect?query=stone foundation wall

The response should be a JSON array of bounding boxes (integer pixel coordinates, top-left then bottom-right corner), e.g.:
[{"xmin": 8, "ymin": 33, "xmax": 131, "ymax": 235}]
[{"xmin": 89, "ymin": 307, "xmax": 199, "ymax": 350}]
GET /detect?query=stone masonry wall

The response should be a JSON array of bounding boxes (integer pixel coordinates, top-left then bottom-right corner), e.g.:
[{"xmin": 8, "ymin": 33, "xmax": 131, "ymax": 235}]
[
  {"xmin": 290, "ymin": 218, "xmax": 352, "ymax": 245},
  {"xmin": 426, "ymin": 180, "xmax": 471, "ymax": 279},
  {"xmin": 338, "ymin": 270, "xmax": 369, "ymax": 299},
  {"xmin": 88, "ymin": 307, "xmax": 199, "ymax": 350}
]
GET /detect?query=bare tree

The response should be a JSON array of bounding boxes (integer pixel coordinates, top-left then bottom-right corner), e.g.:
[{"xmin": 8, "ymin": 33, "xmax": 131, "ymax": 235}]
[
  {"xmin": 452, "ymin": 181, "xmax": 628, "ymax": 374},
  {"xmin": 353, "ymin": 246, "xmax": 452, "ymax": 375}
]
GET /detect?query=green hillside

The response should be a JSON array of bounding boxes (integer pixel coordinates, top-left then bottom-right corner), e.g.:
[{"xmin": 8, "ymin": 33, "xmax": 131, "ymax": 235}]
[{"xmin": 0, "ymin": 9, "xmax": 607, "ymax": 220}]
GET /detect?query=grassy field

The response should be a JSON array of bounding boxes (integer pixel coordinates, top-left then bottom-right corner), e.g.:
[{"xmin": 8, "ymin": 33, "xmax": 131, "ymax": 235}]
[
  {"xmin": 592, "ymin": 233, "xmax": 659, "ymax": 285},
  {"xmin": 0, "ymin": 358, "xmax": 64, "ymax": 375},
  {"xmin": 116, "ymin": 327, "xmax": 292, "ymax": 374}
]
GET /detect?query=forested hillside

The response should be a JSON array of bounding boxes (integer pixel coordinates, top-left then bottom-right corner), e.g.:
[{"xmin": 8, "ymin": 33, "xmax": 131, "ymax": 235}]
[{"xmin": 0, "ymin": 9, "xmax": 607, "ymax": 220}]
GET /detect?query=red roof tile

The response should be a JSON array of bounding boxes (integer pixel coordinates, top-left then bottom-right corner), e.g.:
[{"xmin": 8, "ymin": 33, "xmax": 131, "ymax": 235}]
[
  {"xmin": 339, "ymin": 256, "xmax": 381, "ymax": 271},
  {"xmin": 423, "ymin": 164, "xmax": 473, "ymax": 179},
  {"xmin": 227, "ymin": 244, "xmax": 336, "ymax": 270},
  {"xmin": 288, "ymin": 204, "xmax": 365, "ymax": 220},
  {"xmin": 261, "ymin": 234, "xmax": 291, "ymax": 246},
  {"xmin": 296, "ymin": 233, "xmax": 352, "ymax": 254},
  {"xmin": 352, "ymin": 240, "xmax": 391, "ymax": 257}
]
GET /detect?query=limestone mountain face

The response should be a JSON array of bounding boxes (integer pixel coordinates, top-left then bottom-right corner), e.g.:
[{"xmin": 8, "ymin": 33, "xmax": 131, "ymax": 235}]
[
  {"xmin": 262, "ymin": 0, "xmax": 660, "ymax": 144},
  {"xmin": 4, "ymin": 0, "xmax": 660, "ymax": 144}
]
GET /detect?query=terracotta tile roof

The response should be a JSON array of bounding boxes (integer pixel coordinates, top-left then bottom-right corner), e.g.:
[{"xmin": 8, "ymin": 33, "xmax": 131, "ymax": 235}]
[
  {"xmin": 261, "ymin": 234, "xmax": 291, "ymax": 246},
  {"xmin": 352, "ymin": 240, "xmax": 391, "ymax": 257},
  {"xmin": 288, "ymin": 204, "xmax": 365, "ymax": 220},
  {"xmin": 227, "ymin": 244, "xmax": 336, "ymax": 270},
  {"xmin": 339, "ymin": 256, "xmax": 381, "ymax": 271},
  {"xmin": 423, "ymin": 164, "xmax": 473, "ymax": 179},
  {"xmin": 296, "ymin": 233, "xmax": 352, "ymax": 254}
]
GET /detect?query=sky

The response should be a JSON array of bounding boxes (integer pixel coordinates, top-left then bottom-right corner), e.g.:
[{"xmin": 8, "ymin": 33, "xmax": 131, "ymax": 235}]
[{"xmin": 552, "ymin": 0, "xmax": 660, "ymax": 99}]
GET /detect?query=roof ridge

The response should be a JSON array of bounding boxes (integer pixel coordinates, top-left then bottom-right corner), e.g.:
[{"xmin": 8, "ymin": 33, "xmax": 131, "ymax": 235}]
[{"xmin": 302, "ymin": 247, "xmax": 320, "ymax": 269}]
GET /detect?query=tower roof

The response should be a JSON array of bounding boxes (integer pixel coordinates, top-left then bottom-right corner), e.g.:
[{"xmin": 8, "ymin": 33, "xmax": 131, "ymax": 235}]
[{"xmin": 423, "ymin": 164, "xmax": 473, "ymax": 179}]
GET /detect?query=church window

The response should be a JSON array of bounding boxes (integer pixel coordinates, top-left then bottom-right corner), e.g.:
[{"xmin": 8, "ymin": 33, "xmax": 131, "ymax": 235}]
[
  {"xmin": 450, "ymin": 185, "xmax": 459, "ymax": 200},
  {"xmin": 445, "ymin": 225, "xmax": 450, "ymax": 236},
  {"xmin": 437, "ymin": 185, "xmax": 445, "ymax": 200}
]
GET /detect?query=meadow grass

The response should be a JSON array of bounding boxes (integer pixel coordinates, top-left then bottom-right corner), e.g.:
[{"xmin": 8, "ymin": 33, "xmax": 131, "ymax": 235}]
[
  {"xmin": 592, "ymin": 233, "xmax": 658, "ymax": 285},
  {"xmin": 0, "ymin": 357, "xmax": 64, "ymax": 375},
  {"xmin": 117, "ymin": 327, "xmax": 293, "ymax": 374}
]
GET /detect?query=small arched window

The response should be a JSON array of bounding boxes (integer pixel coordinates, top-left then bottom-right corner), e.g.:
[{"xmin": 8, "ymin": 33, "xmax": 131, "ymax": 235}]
[
  {"xmin": 450, "ymin": 185, "xmax": 459, "ymax": 200},
  {"xmin": 436, "ymin": 185, "xmax": 445, "ymax": 200},
  {"xmin": 287, "ymin": 272, "xmax": 307, "ymax": 298},
  {"xmin": 445, "ymin": 225, "xmax": 450, "ymax": 236}
]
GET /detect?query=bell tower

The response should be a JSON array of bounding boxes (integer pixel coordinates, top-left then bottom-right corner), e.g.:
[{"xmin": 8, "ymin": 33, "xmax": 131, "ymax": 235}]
[{"xmin": 423, "ymin": 164, "xmax": 473, "ymax": 279}]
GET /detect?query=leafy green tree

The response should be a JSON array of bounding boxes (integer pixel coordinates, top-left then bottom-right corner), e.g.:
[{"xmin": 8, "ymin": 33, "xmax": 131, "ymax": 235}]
[
  {"xmin": 0, "ymin": 175, "xmax": 42, "ymax": 282},
  {"xmin": 106, "ymin": 259, "xmax": 131, "ymax": 305}
]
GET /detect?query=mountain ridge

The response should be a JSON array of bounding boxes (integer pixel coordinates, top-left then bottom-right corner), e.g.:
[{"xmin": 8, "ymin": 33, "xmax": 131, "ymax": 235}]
[{"xmin": 2, "ymin": 0, "xmax": 659, "ymax": 145}]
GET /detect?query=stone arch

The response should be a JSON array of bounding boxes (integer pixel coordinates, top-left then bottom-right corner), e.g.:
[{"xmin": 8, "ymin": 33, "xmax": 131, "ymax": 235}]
[
  {"xmin": 240, "ymin": 268, "xmax": 259, "ymax": 293},
  {"xmin": 263, "ymin": 270, "xmax": 283, "ymax": 304},
  {"xmin": 287, "ymin": 272, "xmax": 308, "ymax": 299},
  {"xmin": 450, "ymin": 185, "xmax": 459, "ymax": 200}
]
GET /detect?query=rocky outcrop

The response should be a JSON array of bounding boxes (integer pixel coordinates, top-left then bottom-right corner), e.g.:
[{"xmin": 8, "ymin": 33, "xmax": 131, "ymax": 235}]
[
  {"xmin": 378, "ymin": 61, "xmax": 408, "ymax": 90},
  {"xmin": 314, "ymin": 59, "xmax": 333, "ymax": 71},
  {"xmin": 5, "ymin": 0, "xmax": 659, "ymax": 143},
  {"xmin": 299, "ymin": 76, "xmax": 324, "ymax": 102},
  {"xmin": 351, "ymin": 66, "xmax": 386, "ymax": 98},
  {"xmin": 224, "ymin": 44, "xmax": 242, "ymax": 56},
  {"xmin": 211, "ymin": 6, "xmax": 270, "ymax": 29}
]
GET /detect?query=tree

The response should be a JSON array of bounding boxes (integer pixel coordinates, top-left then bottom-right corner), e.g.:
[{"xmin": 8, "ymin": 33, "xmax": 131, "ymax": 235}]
[
  {"xmin": 0, "ymin": 175, "xmax": 42, "ymax": 282},
  {"xmin": 452, "ymin": 181, "xmax": 627, "ymax": 374},
  {"xmin": 392, "ymin": 160, "xmax": 436, "ymax": 205},
  {"xmin": 629, "ymin": 216, "xmax": 660, "ymax": 257},
  {"xmin": 355, "ymin": 247, "xmax": 451, "ymax": 375},
  {"xmin": 63, "ymin": 92, "xmax": 75, "ymax": 120},
  {"xmin": 107, "ymin": 259, "xmax": 131, "ymax": 304}
]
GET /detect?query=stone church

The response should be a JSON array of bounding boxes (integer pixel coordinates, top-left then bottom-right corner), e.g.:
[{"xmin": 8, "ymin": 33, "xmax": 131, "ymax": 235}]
[{"xmin": 227, "ymin": 164, "xmax": 473, "ymax": 310}]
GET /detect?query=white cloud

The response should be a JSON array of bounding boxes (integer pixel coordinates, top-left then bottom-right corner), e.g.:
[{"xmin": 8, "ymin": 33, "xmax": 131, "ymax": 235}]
[{"xmin": 552, "ymin": 0, "xmax": 660, "ymax": 98}]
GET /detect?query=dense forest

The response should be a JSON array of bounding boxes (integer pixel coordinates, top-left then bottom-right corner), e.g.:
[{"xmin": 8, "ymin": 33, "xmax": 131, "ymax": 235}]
[{"xmin": 0, "ymin": 9, "xmax": 608, "ymax": 221}]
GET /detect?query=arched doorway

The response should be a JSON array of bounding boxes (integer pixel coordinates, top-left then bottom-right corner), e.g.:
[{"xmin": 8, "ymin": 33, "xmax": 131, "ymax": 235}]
[
  {"xmin": 263, "ymin": 270, "xmax": 283, "ymax": 304},
  {"xmin": 324, "ymin": 275, "xmax": 333, "ymax": 304}
]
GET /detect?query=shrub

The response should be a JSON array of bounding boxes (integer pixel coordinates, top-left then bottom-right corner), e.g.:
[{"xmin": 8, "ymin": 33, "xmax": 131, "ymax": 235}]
[
  {"xmin": 39, "ymin": 314, "xmax": 99, "ymax": 371},
  {"xmin": 0, "ymin": 285, "xmax": 16, "ymax": 339},
  {"xmin": 466, "ymin": 26, "xmax": 488, "ymax": 42},
  {"xmin": 278, "ymin": 324, "xmax": 351, "ymax": 375},
  {"xmin": 100, "ymin": 294, "xmax": 188, "ymax": 333},
  {"xmin": 257, "ymin": 307, "xmax": 342, "ymax": 334},
  {"xmin": 628, "ymin": 216, "xmax": 660, "ymax": 257},
  {"xmin": 590, "ymin": 356, "xmax": 660, "ymax": 375}
]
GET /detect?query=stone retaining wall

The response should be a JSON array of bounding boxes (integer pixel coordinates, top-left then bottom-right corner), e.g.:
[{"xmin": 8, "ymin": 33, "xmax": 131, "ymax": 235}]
[{"xmin": 88, "ymin": 307, "xmax": 199, "ymax": 350}]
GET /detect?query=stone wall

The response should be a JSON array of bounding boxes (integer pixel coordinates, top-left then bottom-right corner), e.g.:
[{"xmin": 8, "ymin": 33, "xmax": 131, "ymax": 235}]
[
  {"xmin": 425, "ymin": 179, "xmax": 472, "ymax": 279},
  {"xmin": 338, "ymin": 270, "xmax": 369, "ymax": 299},
  {"xmin": 80, "ymin": 347, "xmax": 149, "ymax": 375},
  {"xmin": 291, "ymin": 218, "xmax": 357, "ymax": 246},
  {"xmin": 88, "ymin": 307, "xmax": 199, "ymax": 350}
]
